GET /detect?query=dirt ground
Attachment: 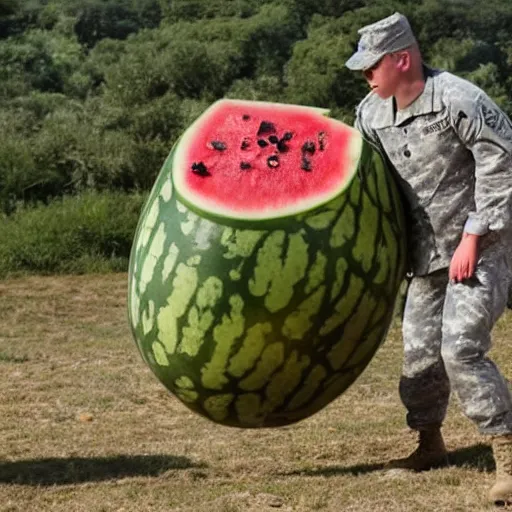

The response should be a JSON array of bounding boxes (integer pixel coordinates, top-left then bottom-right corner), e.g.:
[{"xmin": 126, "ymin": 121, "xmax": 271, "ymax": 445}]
[{"xmin": 1, "ymin": 274, "xmax": 511, "ymax": 511}]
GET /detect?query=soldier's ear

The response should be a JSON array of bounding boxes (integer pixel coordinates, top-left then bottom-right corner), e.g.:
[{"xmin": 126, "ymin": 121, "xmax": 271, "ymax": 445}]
[{"xmin": 396, "ymin": 51, "xmax": 410, "ymax": 72}]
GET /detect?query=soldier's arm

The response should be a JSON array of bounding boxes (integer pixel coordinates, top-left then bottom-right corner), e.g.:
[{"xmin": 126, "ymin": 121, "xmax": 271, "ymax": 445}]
[
  {"xmin": 354, "ymin": 100, "xmax": 380, "ymax": 146},
  {"xmin": 448, "ymin": 89, "xmax": 512, "ymax": 237}
]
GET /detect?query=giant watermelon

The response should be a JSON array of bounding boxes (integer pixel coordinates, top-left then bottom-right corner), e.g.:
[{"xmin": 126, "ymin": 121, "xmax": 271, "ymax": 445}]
[{"xmin": 128, "ymin": 99, "xmax": 406, "ymax": 428}]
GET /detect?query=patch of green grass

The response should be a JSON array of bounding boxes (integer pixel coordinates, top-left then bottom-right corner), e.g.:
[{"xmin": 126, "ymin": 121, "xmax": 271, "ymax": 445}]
[
  {"xmin": 0, "ymin": 351, "xmax": 29, "ymax": 363},
  {"xmin": 0, "ymin": 191, "xmax": 146, "ymax": 277}
]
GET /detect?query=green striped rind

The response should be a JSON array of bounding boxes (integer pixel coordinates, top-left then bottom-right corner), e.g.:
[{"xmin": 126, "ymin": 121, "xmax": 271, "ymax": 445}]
[{"xmin": 128, "ymin": 140, "xmax": 406, "ymax": 428}]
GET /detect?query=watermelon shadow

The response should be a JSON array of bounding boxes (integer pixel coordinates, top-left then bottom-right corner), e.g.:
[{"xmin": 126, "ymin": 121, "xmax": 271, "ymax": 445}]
[{"xmin": 0, "ymin": 454, "xmax": 207, "ymax": 486}]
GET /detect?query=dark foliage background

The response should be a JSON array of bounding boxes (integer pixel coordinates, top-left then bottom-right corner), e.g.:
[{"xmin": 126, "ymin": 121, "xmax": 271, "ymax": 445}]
[
  {"xmin": 2, "ymin": 0, "xmax": 511, "ymax": 214},
  {"xmin": 0, "ymin": 0, "xmax": 511, "ymax": 274}
]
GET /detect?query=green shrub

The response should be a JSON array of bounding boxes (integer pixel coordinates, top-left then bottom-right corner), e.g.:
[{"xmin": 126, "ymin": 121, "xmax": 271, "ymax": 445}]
[{"xmin": 0, "ymin": 191, "xmax": 147, "ymax": 277}]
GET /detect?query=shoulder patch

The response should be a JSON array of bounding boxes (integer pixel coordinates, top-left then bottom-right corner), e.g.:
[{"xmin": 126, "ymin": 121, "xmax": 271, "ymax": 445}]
[{"xmin": 481, "ymin": 102, "xmax": 512, "ymax": 139}]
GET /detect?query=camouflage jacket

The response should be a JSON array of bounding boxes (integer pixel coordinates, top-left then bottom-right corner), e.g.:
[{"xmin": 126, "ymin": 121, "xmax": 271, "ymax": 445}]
[{"xmin": 355, "ymin": 67, "xmax": 512, "ymax": 275}]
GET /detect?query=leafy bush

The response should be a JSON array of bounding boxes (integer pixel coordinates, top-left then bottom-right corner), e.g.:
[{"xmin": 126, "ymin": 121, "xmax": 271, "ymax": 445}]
[{"xmin": 0, "ymin": 191, "xmax": 147, "ymax": 277}]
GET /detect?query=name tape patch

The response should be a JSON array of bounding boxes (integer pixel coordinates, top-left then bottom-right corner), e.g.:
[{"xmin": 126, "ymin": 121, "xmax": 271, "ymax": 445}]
[{"xmin": 422, "ymin": 118, "xmax": 449, "ymax": 135}]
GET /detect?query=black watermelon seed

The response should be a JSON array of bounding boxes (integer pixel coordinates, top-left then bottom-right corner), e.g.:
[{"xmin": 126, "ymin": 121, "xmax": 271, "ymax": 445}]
[
  {"xmin": 257, "ymin": 121, "xmax": 276, "ymax": 136},
  {"xmin": 191, "ymin": 162, "xmax": 210, "ymax": 177},
  {"xmin": 240, "ymin": 161, "xmax": 251, "ymax": 170},
  {"xmin": 268, "ymin": 135, "xmax": 279, "ymax": 144},
  {"xmin": 242, "ymin": 114, "xmax": 250, "ymax": 120},
  {"xmin": 267, "ymin": 155, "xmax": 279, "ymax": 168},
  {"xmin": 283, "ymin": 132, "xmax": 293, "ymax": 141},
  {"xmin": 257, "ymin": 139, "xmax": 269, "ymax": 148},
  {"xmin": 241, "ymin": 139, "xmax": 250, "ymax": 150},
  {"xmin": 318, "ymin": 131, "xmax": 326, "ymax": 150},
  {"xmin": 277, "ymin": 139, "xmax": 289, "ymax": 153},
  {"xmin": 301, "ymin": 157, "xmax": 312, "ymax": 172},
  {"xmin": 210, "ymin": 140, "xmax": 226, "ymax": 151},
  {"xmin": 301, "ymin": 141, "xmax": 316, "ymax": 155}
]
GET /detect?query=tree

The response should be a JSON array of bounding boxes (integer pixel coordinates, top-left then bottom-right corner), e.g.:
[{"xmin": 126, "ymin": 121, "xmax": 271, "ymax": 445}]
[
  {"xmin": 158, "ymin": 0, "xmax": 269, "ymax": 22},
  {"xmin": 0, "ymin": 28, "xmax": 85, "ymax": 96},
  {"xmin": 284, "ymin": 13, "xmax": 374, "ymax": 119},
  {"xmin": 0, "ymin": 0, "xmax": 43, "ymax": 38}
]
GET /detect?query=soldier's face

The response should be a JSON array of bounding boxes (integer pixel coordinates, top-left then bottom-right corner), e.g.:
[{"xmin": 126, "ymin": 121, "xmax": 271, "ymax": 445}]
[{"xmin": 363, "ymin": 53, "xmax": 401, "ymax": 98}]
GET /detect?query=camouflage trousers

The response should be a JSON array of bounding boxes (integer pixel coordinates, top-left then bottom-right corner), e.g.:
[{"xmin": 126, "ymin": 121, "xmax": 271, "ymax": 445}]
[{"xmin": 399, "ymin": 252, "xmax": 512, "ymax": 435}]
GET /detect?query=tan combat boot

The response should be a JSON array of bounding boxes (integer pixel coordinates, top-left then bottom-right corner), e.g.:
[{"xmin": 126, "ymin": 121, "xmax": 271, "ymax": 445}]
[
  {"xmin": 384, "ymin": 427, "xmax": 448, "ymax": 471},
  {"xmin": 489, "ymin": 435, "xmax": 512, "ymax": 506}
]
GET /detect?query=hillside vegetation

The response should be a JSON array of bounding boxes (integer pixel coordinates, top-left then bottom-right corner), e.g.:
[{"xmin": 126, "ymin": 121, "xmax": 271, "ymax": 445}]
[{"xmin": 1, "ymin": 0, "xmax": 511, "ymax": 274}]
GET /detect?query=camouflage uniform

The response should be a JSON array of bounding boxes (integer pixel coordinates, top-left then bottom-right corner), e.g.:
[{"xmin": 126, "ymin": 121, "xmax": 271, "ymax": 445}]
[{"xmin": 356, "ymin": 67, "xmax": 512, "ymax": 435}]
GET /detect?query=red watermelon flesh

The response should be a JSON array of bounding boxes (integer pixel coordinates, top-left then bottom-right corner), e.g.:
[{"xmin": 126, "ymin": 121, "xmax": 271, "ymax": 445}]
[{"xmin": 172, "ymin": 100, "xmax": 362, "ymax": 221}]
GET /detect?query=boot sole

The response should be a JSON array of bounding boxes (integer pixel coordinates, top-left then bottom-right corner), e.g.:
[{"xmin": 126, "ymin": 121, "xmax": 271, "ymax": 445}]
[{"xmin": 383, "ymin": 456, "xmax": 449, "ymax": 472}]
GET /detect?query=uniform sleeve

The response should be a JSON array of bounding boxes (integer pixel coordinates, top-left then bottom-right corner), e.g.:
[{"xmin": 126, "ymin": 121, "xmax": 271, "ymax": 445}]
[
  {"xmin": 354, "ymin": 101, "xmax": 380, "ymax": 147},
  {"xmin": 449, "ymin": 91, "xmax": 512, "ymax": 235}
]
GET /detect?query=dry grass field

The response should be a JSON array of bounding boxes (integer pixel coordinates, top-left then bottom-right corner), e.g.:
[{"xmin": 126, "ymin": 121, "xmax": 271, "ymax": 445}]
[{"xmin": 1, "ymin": 274, "xmax": 511, "ymax": 512}]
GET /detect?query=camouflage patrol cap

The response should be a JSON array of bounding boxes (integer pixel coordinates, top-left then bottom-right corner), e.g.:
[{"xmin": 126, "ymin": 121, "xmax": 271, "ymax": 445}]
[{"xmin": 345, "ymin": 12, "xmax": 417, "ymax": 71}]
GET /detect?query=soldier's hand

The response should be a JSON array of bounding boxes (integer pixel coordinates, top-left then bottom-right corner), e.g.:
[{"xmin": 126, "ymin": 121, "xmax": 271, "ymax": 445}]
[{"xmin": 449, "ymin": 233, "xmax": 480, "ymax": 283}]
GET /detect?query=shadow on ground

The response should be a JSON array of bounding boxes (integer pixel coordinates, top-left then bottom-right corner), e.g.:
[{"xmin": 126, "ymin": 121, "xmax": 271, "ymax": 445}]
[
  {"xmin": 448, "ymin": 443, "xmax": 494, "ymax": 472},
  {"xmin": 278, "ymin": 443, "xmax": 494, "ymax": 478},
  {"xmin": 278, "ymin": 462, "xmax": 385, "ymax": 478},
  {"xmin": 0, "ymin": 454, "xmax": 206, "ymax": 486}
]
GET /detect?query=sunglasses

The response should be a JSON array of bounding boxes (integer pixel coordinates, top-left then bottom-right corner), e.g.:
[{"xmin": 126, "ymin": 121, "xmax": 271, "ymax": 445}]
[{"xmin": 363, "ymin": 57, "xmax": 384, "ymax": 79}]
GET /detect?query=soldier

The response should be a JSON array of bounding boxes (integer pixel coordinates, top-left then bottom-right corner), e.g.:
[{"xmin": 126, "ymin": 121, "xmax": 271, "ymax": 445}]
[{"xmin": 345, "ymin": 12, "xmax": 512, "ymax": 505}]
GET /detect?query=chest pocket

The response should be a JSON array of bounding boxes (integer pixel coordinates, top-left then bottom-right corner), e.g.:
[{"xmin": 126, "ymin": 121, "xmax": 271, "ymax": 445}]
[{"xmin": 376, "ymin": 112, "xmax": 465, "ymax": 208}]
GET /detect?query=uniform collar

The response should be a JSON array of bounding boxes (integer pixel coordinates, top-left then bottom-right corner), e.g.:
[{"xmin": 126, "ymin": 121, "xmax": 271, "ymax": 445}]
[{"xmin": 373, "ymin": 66, "xmax": 443, "ymax": 128}]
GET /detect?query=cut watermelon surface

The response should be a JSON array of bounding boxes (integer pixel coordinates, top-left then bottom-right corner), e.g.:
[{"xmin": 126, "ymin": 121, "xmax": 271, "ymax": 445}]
[
  {"xmin": 128, "ymin": 99, "xmax": 407, "ymax": 428},
  {"xmin": 173, "ymin": 100, "xmax": 362, "ymax": 220}
]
